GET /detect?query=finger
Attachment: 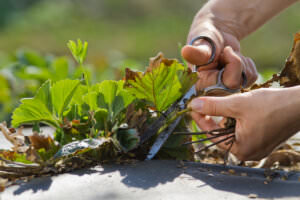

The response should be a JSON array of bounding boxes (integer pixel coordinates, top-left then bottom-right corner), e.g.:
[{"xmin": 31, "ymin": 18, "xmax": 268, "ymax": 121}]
[
  {"xmin": 243, "ymin": 57, "xmax": 258, "ymax": 87},
  {"xmin": 195, "ymin": 69, "xmax": 219, "ymax": 90},
  {"xmin": 220, "ymin": 47, "xmax": 258, "ymax": 88},
  {"xmin": 190, "ymin": 111, "xmax": 219, "ymax": 131},
  {"xmin": 220, "ymin": 46, "xmax": 244, "ymax": 89},
  {"xmin": 191, "ymin": 112, "xmax": 234, "ymax": 150},
  {"xmin": 181, "ymin": 40, "xmax": 212, "ymax": 66},
  {"xmin": 188, "ymin": 96, "xmax": 239, "ymax": 117}
]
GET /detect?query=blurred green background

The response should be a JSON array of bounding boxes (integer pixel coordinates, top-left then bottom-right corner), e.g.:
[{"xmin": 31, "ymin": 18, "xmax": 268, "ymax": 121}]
[{"xmin": 0, "ymin": 0, "xmax": 299, "ymax": 122}]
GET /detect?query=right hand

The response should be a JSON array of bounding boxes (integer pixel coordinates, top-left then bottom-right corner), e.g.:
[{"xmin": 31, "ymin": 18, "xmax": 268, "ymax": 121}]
[{"xmin": 181, "ymin": 16, "xmax": 258, "ymax": 91}]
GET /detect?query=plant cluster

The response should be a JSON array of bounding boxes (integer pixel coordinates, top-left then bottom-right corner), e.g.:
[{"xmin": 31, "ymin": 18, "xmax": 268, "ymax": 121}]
[
  {"xmin": 1, "ymin": 32, "xmax": 300, "ymax": 190},
  {"xmin": 0, "ymin": 40, "xmax": 197, "ymax": 189}
]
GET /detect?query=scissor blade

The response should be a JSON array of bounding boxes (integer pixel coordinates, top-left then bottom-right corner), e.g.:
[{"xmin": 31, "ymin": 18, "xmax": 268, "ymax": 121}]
[
  {"xmin": 139, "ymin": 103, "xmax": 177, "ymax": 145},
  {"xmin": 145, "ymin": 115, "xmax": 183, "ymax": 160},
  {"xmin": 145, "ymin": 85, "xmax": 197, "ymax": 160}
]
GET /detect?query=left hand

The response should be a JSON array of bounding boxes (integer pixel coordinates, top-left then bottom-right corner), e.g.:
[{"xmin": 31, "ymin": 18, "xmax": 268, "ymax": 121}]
[{"xmin": 188, "ymin": 87, "xmax": 300, "ymax": 161}]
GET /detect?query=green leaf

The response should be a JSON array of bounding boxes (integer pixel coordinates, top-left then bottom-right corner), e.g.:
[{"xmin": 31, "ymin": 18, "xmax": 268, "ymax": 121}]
[
  {"xmin": 35, "ymin": 80, "xmax": 52, "ymax": 112},
  {"xmin": 12, "ymin": 81, "xmax": 59, "ymax": 128},
  {"xmin": 51, "ymin": 57, "xmax": 69, "ymax": 81},
  {"xmin": 12, "ymin": 98, "xmax": 58, "ymax": 128},
  {"xmin": 96, "ymin": 80, "xmax": 135, "ymax": 122},
  {"xmin": 71, "ymin": 85, "xmax": 88, "ymax": 106},
  {"xmin": 94, "ymin": 108, "xmax": 108, "ymax": 131},
  {"xmin": 176, "ymin": 66, "xmax": 198, "ymax": 94},
  {"xmin": 67, "ymin": 39, "xmax": 88, "ymax": 65},
  {"xmin": 51, "ymin": 79, "xmax": 81, "ymax": 118},
  {"xmin": 16, "ymin": 49, "xmax": 48, "ymax": 67},
  {"xmin": 83, "ymin": 91, "xmax": 98, "ymax": 111},
  {"xmin": 116, "ymin": 128, "xmax": 139, "ymax": 152},
  {"xmin": 125, "ymin": 60, "xmax": 196, "ymax": 112}
]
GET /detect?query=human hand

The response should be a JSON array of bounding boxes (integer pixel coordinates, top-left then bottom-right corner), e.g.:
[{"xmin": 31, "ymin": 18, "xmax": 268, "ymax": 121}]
[
  {"xmin": 181, "ymin": 11, "xmax": 258, "ymax": 91},
  {"xmin": 188, "ymin": 87, "xmax": 300, "ymax": 161}
]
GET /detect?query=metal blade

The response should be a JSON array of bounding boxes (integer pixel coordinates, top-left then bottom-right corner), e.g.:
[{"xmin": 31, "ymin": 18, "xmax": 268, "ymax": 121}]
[
  {"xmin": 145, "ymin": 85, "xmax": 197, "ymax": 160},
  {"xmin": 145, "ymin": 115, "xmax": 183, "ymax": 160},
  {"xmin": 139, "ymin": 103, "xmax": 177, "ymax": 145}
]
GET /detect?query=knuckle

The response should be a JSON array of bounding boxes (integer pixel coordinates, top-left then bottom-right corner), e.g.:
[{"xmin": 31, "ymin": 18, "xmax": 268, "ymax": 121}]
[
  {"xmin": 205, "ymin": 98, "xmax": 217, "ymax": 116},
  {"xmin": 225, "ymin": 97, "xmax": 240, "ymax": 116},
  {"xmin": 233, "ymin": 54, "xmax": 243, "ymax": 65},
  {"xmin": 251, "ymin": 71, "xmax": 258, "ymax": 83},
  {"xmin": 225, "ymin": 80, "xmax": 241, "ymax": 89}
]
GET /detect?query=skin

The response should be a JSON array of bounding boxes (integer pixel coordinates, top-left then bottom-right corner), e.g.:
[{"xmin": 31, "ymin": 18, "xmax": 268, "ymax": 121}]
[{"xmin": 182, "ymin": 0, "xmax": 299, "ymax": 161}]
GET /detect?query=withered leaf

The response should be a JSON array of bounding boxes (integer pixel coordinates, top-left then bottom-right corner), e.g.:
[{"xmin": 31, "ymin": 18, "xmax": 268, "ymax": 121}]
[
  {"xmin": 279, "ymin": 32, "xmax": 300, "ymax": 87},
  {"xmin": 28, "ymin": 132, "xmax": 54, "ymax": 151}
]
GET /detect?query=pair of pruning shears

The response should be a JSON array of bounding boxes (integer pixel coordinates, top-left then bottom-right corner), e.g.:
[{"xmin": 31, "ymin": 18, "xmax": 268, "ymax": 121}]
[{"xmin": 142, "ymin": 36, "xmax": 247, "ymax": 160}]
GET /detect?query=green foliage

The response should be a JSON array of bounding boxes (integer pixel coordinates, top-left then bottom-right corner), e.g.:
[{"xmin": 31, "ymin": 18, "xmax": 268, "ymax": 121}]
[
  {"xmin": 0, "ymin": 48, "xmax": 95, "ymax": 123},
  {"xmin": 12, "ymin": 79, "xmax": 81, "ymax": 128},
  {"xmin": 126, "ymin": 61, "xmax": 197, "ymax": 112},
  {"xmin": 95, "ymin": 80, "xmax": 135, "ymax": 123},
  {"xmin": 10, "ymin": 39, "xmax": 199, "ymax": 166},
  {"xmin": 51, "ymin": 79, "xmax": 81, "ymax": 118},
  {"xmin": 116, "ymin": 128, "xmax": 139, "ymax": 152},
  {"xmin": 67, "ymin": 39, "xmax": 88, "ymax": 65}
]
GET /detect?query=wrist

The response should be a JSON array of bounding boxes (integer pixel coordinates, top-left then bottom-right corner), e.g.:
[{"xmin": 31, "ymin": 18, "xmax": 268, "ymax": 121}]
[{"xmin": 191, "ymin": 4, "xmax": 245, "ymax": 41}]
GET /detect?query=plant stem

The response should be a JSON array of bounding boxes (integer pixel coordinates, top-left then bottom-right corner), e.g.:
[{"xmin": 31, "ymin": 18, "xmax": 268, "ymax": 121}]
[{"xmin": 157, "ymin": 108, "xmax": 191, "ymax": 134}]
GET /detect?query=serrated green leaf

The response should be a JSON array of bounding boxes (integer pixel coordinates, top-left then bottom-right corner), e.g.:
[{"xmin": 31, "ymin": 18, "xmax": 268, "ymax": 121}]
[
  {"xmin": 51, "ymin": 79, "xmax": 81, "ymax": 118},
  {"xmin": 35, "ymin": 80, "xmax": 52, "ymax": 112},
  {"xmin": 12, "ymin": 80, "xmax": 58, "ymax": 128},
  {"xmin": 96, "ymin": 80, "xmax": 135, "ymax": 122},
  {"xmin": 126, "ymin": 60, "xmax": 196, "ymax": 112},
  {"xmin": 67, "ymin": 39, "xmax": 88, "ymax": 65},
  {"xmin": 176, "ymin": 65, "xmax": 198, "ymax": 94},
  {"xmin": 12, "ymin": 98, "xmax": 58, "ymax": 128}
]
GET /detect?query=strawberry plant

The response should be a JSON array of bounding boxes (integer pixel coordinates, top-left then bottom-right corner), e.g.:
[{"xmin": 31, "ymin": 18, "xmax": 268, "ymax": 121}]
[
  {"xmin": 0, "ymin": 39, "xmax": 197, "ymax": 188},
  {"xmin": 1, "ymin": 32, "xmax": 300, "ymax": 190}
]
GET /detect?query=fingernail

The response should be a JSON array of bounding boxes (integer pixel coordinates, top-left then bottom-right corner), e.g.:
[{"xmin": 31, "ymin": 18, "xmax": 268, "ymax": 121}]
[{"xmin": 189, "ymin": 98, "xmax": 204, "ymax": 112}]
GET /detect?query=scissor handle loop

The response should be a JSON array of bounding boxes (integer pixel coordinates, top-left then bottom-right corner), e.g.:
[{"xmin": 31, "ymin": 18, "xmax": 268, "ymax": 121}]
[
  {"xmin": 189, "ymin": 36, "xmax": 216, "ymax": 71},
  {"xmin": 204, "ymin": 68, "xmax": 248, "ymax": 94}
]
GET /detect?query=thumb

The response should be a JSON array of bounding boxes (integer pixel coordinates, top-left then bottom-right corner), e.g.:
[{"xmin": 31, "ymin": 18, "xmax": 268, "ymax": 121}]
[
  {"xmin": 188, "ymin": 96, "xmax": 237, "ymax": 117},
  {"xmin": 181, "ymin": 39, "xmax": 214, "ymax": 68}
]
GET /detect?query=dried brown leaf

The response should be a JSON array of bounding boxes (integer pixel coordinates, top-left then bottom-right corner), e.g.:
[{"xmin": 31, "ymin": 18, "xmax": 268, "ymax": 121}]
[
  {"xmin": 147, "ymin": 52, "xmax": 177, "ymax": 72},
  {"xmin": 28, "ymin": 132, "xmax": 53, "ymax": 151},
  {"xmin": 260, "ymin": 149, "xmax": 300, "ymax": 168},
  {"xmin": 279, "ymin": 32, "xmax": 300, "ymax": 87}
]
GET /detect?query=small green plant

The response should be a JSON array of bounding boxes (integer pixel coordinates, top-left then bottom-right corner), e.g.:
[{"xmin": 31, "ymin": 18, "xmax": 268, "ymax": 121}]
[{"xmin": 0, "ymin": 40, "xmax": 198, "ymax": 184}]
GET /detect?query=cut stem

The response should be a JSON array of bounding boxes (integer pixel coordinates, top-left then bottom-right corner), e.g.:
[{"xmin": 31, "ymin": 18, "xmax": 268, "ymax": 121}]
[
  {"xmin": 195, "ymin": 135, "xmax": 235, "ymax": 154},
  {"xmin": 183, "ymin": 131, "xmax": 235, "ymax": 145}
]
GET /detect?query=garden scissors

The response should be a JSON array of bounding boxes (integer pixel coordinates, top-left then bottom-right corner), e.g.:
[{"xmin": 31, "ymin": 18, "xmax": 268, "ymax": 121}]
[{"xmin": 143, "ymin": 36, "xmax": 247, "ymax": 160}]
